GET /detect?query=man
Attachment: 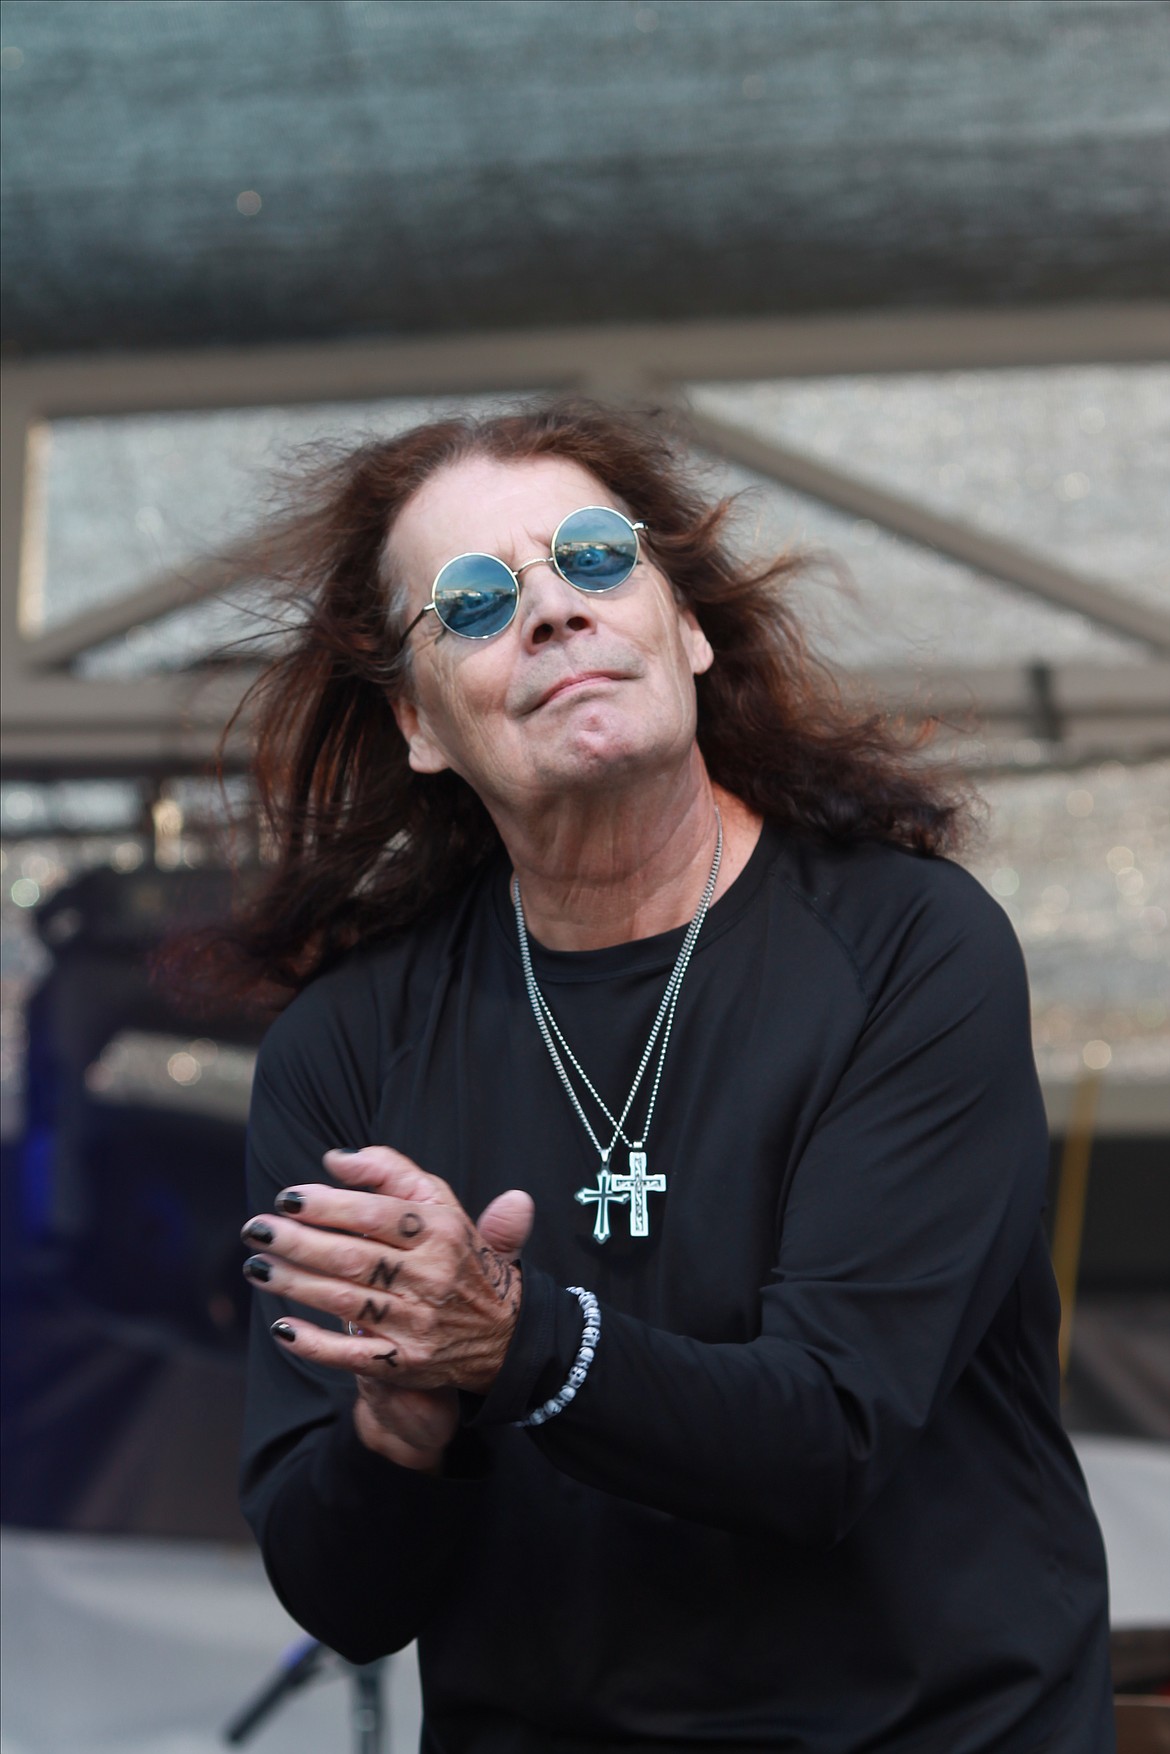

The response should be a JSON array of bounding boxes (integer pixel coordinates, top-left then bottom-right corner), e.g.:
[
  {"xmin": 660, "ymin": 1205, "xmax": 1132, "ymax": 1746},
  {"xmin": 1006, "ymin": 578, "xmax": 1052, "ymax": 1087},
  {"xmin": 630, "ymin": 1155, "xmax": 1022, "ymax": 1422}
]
[{"xmin": 236, "ymin": 403, "xmax": 1114, "ymax": 1752}]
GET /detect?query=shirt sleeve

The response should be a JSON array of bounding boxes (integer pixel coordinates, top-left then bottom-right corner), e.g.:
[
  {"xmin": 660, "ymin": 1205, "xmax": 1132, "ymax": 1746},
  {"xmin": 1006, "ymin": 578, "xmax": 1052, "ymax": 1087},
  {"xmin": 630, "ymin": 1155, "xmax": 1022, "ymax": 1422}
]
[
  {"xmin": 471, "ymin": 871, "xmax": 1052, "ymax": 1548},
  {"xmin": 238, "ymin": 977, "xmax": 492, "ymax": 1664}
]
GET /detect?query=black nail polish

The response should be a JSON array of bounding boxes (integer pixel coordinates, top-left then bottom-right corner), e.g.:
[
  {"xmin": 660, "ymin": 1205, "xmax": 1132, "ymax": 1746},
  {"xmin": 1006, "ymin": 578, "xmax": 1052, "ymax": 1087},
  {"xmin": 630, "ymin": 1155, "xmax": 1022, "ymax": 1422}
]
[
  {"xmin": 271, "ymin": 1320, "xmax": 296, "ymax": 1342},
  {"xmin": 275, "ymin": 1190, "xmax": 304, "ymax": 1214},
  {"xmin": 333, "ymin": 1147, "xmax": 362, "ymax": 1155},
  {"xmin": 244, "ymin": 1255, "xmax": 272, "ymax": 1283},
  {"xmin": 242, "ymin": 1220, "xmax": 275, "ymax": 1246}
]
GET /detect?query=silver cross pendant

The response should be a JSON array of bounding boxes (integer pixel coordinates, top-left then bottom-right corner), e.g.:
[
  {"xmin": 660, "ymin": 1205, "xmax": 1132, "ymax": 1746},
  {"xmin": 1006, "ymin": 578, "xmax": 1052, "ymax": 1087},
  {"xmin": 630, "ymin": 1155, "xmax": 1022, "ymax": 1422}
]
[
  {"xmin": 574, "ymin": 1153, "xmax": 630, "ymax": 1245},
  {"xmin": 610, "ymin": 1149, "xmax": 667, "ymax": 1239}
]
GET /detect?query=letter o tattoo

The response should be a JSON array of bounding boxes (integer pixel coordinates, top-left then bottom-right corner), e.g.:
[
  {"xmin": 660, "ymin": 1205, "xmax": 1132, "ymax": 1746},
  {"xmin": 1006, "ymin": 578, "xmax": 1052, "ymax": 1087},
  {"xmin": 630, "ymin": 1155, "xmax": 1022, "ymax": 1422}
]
[{"xmin": 398, "ymin": 1211, "xmax": 424, "ymax": 1239}]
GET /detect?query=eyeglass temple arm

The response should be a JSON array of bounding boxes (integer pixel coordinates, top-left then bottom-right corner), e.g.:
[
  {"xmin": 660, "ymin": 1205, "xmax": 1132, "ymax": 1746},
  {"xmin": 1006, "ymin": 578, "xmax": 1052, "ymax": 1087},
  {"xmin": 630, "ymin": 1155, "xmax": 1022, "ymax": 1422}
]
[{"xmin": 400, "ymin": 601, "xmax": 436, "ymax": 642}]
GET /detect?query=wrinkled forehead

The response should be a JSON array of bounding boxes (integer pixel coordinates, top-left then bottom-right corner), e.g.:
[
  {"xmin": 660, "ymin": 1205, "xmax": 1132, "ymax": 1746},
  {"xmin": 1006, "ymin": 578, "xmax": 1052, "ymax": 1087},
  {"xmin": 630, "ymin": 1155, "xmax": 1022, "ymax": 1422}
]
[{"xmin": 387, "ymin": 453, "xmax": 626, "ymax": 587}]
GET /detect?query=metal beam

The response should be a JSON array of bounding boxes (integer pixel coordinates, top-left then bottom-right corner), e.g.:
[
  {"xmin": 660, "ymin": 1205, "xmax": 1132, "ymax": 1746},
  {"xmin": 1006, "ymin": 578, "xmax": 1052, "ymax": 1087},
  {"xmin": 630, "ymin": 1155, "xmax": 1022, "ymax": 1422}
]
[
  {"xmin": 855, "ymin": 660, "xmax": 1170, "ymax": 721},
  {"xmin": 20, "ymin": 541, "xmax": 279, "ymax": 669},
  {"xmin": 855, "ymin": 660, "xmax": 1170, "ymax": 765},
  {"xmin": 0, "ymin": 670, "xmax": 257, "ymax": 776},
  {"xmin": 687, "ymin": 408, "xmax": 1170, "ymax": 656},
  {"xmin": 3, "ymin": 662, "xmax": 1165, "ymax": 779},
  {"xmin": 1042, "ymin": 1079, "xmax": 1170, "ymax": 1138},
  {"xmin": 5, "ymin": 304, "xmax": 1168, "ymax": 421}
]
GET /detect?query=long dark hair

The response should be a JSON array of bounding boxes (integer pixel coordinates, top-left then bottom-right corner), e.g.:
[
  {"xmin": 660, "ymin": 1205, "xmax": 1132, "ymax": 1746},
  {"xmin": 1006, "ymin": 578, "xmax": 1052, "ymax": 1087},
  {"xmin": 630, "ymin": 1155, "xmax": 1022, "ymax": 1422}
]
[{"xmin": 191, "ymin": 398, "xmax": 972, "ymax": 1006}]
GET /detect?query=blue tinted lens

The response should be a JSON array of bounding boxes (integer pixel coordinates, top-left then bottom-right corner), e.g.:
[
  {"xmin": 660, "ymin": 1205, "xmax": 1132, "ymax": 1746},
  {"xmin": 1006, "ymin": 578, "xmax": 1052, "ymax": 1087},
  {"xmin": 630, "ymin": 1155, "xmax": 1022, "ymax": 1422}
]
[
  {"xmin": 432, "ymin": 553, "xmax": 518, "ymax": 638},
  {"xmin": 553, "ymin": 508, "xmax": 639, "ymax": 591}
]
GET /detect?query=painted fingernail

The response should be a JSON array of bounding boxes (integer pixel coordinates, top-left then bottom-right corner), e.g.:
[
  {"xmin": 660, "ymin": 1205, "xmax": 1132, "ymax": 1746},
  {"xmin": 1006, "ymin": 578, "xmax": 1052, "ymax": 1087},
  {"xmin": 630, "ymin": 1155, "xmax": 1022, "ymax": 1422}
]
[
  {"xmin": 275, "ymin": 1190, "xmax": 304, "ymax": 1214},
  {"xmin": 271, "ymin": 1320, "xmax": 297, "ymax": 1343},
  {"xmin": 242, "ymin": 1220, "xmax": 275, "ymax": 1246},
  {"xmin": 244, "ymin": 1255, "xmax": 272, "ymax": 1283},
  {"xmin": 331, "ymin": 1147, "xmax": 362, "ymax": 1155}
]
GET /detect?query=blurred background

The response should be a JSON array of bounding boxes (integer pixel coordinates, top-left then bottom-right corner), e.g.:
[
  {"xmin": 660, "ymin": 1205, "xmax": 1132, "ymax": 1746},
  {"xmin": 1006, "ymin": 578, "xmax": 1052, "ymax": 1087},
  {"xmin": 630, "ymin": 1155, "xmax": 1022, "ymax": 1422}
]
[{"xmin": 1, "ymin": 2, "xmax": 1168, "ymax": 1750}]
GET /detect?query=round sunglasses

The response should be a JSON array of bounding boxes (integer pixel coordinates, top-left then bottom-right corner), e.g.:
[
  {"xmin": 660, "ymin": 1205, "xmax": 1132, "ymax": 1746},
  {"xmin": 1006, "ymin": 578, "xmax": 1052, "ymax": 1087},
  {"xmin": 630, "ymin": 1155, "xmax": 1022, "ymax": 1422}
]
[{"xmin": 399, "ymin": 505, "xmax": 648, "ymax": 644}]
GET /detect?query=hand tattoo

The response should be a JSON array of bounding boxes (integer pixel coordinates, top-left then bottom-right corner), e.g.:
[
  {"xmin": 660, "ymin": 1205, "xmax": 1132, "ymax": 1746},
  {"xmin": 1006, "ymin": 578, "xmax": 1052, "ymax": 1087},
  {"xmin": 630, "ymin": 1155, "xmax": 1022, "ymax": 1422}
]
[
  {"xmin": 477, "ymin": 1244, "xmax": 515, "ymax": 1303},
  {"xmin": 357, "ymin": 1297, "xmax": 390, "ymax": 1324},
  {"xmin": 398, "ymin": 1211, "xmax": 424, "ymax": 1239},
  {"xmin": 376, "ymin": 1348, "xmax": 399, "ymax": 1368},
  {"xmin": 368, "ymin": 1257, "xmax": 399, "ymax": 1290}
]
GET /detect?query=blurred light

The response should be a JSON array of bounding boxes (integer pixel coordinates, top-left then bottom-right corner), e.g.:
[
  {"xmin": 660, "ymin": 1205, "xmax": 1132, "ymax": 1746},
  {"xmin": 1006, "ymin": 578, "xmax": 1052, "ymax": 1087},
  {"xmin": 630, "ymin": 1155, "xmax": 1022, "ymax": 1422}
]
[
  {"xmin": 1065, "ymin": 789, "xmax": 1094, "ymax": 817},
  {"xmin": 236, "ymin": 190, "xmax": 262, "ymax": 216},
  {"xmin": 42, "ymin": 906, "xmax": 81, "ymax": 948},
  {"xmin": 134, "ymin": 505, "xmax": 165, "ymax": 537},
  {"xmin": 1057, "ymin": 472, "xmax": 1091, "ymax": 501},
  {"xmin": 1116, "ymin": 869, "xmax": 1145, "ymax": 899},
  {"xmin": 1082, "ymin": 1040, "xmax": 1112, "ymax": 1071},
  {"xmin": 9, "ymin": 878, "xmax": 40, "ymax": 908},
  {"xmin": 189, "ymin": 1038, "xmax": 219, "ymax": 1066},
  {"xmin": 20, "ymin": 853, "xmax": 57, "ymax": 883},
  {"xmin": 1040, "ymin": 885, "xmax": 1069, "ymax": 913},
  {"xmin": 153, "ymin": 797, "xmax": 184, "ymax": 870},
  {"xmin": 1012, "ymin": 739, "xmax": 1043, "ymax": 765},
  {"xmin": 167, "ymin": 1052, "xmax": 201, "ymax": 1086},
  {"xmin": 1106, "ymin": 845, "xmax": 1135, "ymax": 873},
  {"xmin": 1077, "ymin": 406, "xmax": 1106, "ymax": 434},
  {"xmin": 4, "ymin": 790, "xmax": 34, "ymax": 821},
  {"xmin": 1140, "ymin": 906, "xmax": 1166, "ymax": 933},
  {"xmin": 0, "ymin": 46, "xmax": 24, "ymax": 70},
  {"xmin": 991, "ymin": 867, "xmax": 1020, "ymax": 897},
  {"xmin": 112, "ymin": 841, "xmax": 144, "ymax": 871}
]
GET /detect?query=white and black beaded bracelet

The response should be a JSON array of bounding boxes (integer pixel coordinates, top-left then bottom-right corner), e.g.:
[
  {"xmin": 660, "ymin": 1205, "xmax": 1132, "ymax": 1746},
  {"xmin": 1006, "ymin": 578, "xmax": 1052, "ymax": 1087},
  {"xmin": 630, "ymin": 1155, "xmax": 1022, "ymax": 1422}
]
[{"xmin": 515, "ymin": 1286, "xmax": 600, "ymax": 1429}]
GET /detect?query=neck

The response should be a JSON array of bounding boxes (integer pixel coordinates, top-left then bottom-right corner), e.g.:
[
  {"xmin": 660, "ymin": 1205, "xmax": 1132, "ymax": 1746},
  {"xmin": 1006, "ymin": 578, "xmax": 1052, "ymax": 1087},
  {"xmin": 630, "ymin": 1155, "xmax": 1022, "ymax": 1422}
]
[{"xmin": 497, "ymin": 756, "xmax": 762, "ymax": 951}]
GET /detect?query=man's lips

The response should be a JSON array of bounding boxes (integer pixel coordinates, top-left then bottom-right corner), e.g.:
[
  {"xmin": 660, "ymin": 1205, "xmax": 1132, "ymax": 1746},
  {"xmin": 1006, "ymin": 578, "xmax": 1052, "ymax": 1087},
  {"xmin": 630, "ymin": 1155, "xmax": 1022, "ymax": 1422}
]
[{"xmin": 525, "ymin": 671, "xmax": 629, "ymax": 713}]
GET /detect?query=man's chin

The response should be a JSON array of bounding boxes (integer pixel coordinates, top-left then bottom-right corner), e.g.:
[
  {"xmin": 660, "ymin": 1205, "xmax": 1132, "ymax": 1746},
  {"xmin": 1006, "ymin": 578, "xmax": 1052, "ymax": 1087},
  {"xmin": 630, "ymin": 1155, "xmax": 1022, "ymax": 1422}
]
[{"xmin": 530, "ymin": 729, "xmax": 667, "ymax": 793}]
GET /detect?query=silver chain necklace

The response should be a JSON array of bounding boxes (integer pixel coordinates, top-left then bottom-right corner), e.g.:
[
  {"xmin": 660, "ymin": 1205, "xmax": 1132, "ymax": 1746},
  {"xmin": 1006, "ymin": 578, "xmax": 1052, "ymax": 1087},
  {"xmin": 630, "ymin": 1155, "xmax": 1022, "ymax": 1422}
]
[{"xmin": 512, "ymin": 810, "xmax": 723, "ymax": 1245}]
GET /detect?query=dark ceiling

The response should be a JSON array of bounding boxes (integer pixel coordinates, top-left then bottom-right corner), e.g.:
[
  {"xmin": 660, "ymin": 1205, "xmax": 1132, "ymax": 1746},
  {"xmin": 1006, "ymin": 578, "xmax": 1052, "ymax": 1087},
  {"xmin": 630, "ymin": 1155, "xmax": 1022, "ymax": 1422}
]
[{"xmin": 2, "ymin": 0, "xmax": 1168, "ymax": 356}]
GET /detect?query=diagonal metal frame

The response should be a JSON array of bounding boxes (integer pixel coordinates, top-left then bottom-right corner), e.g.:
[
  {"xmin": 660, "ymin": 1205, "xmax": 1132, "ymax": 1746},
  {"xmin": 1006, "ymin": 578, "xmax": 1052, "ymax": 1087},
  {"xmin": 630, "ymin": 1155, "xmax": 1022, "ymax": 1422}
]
[{"xmin": 685, "ymin": 409, "xmax": 1170, "ymax": 656}]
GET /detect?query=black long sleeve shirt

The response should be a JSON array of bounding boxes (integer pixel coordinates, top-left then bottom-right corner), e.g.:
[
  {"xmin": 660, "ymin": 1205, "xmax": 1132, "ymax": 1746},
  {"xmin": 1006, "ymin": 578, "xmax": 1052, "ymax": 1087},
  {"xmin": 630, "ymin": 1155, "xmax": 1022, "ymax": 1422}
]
[{"xmin": 240, "ymin": 825, "xmax": 1114, "ymax": 1753}]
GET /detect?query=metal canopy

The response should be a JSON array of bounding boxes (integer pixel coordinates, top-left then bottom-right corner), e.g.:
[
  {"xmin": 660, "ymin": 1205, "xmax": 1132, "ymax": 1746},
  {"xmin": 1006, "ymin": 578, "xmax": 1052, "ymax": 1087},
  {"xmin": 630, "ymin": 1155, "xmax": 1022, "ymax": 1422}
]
[{"xmin": 2, "ymin": 0, "xmax": 1169, "ymax": 355}]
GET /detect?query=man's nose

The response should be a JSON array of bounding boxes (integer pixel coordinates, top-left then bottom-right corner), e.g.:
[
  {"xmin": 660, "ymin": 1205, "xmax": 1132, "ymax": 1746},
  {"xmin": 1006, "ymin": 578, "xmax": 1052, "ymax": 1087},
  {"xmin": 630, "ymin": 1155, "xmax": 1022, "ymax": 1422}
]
[{"xmin": 515, "ymin": 561, "xmax": 596, "ymax": 650}]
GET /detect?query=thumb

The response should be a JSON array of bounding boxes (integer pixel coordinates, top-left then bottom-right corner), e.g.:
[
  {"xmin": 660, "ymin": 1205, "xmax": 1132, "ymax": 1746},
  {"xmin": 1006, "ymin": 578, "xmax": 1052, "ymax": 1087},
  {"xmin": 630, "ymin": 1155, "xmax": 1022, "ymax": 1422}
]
[{"xmin": 476, "ymin": 1189, "xmax": 535, "ymax": 1262}]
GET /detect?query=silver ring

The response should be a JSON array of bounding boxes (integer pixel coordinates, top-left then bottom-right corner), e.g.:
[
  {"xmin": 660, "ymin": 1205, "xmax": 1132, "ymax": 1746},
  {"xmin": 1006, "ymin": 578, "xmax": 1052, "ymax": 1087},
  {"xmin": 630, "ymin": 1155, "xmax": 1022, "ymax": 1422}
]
[{"xmin": 347, "ymin": 1321, "xmax": 362, "ymax": 1337}]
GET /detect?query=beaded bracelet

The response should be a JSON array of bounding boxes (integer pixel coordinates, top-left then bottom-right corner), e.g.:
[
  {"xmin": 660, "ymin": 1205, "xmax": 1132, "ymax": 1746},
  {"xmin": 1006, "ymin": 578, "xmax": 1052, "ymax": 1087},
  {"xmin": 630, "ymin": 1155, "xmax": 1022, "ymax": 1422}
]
[{"xmin": 515, "ymin": 1286, "xmax": 600, "ymax": 1429}]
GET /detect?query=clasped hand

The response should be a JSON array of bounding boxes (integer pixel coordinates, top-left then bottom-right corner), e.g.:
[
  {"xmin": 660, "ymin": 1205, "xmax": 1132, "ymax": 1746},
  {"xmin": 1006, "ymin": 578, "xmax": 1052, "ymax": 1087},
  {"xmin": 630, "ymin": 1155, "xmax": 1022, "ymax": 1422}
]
[{"xmin": 242, "ymin": 1147, "xmax": 534, "ymax": 1469}]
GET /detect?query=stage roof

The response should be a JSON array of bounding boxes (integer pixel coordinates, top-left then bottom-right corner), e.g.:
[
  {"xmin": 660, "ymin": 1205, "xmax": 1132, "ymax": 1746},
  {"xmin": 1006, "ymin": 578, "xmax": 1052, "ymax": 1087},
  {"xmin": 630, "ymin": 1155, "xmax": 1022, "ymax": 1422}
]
[{"xmin": 2, "ymin": 0, "xmax": 1169, "ymax": 355}]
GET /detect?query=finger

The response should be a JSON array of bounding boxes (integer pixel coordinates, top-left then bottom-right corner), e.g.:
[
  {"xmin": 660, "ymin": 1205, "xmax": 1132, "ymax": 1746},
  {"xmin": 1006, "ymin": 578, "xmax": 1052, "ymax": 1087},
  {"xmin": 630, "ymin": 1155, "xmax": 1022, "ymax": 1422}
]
[
  {"xmin": 475, "ymin": 1190, "xmax": 535, "ymax": 1263},
  {"xmin": 270, "ymin": 1316, "xmax": 411, "ymax": 1378},
  {"xmin": 241, "ymin": 1215, "xmax": 409, "ymax": 1294},
  {"xmin": 266, "ymin": 1185, "xmax": 438, "ymax": 1247},
  {"xmin": 323, "ymin": 1147, "xmax": 455, "ymax": 1207},
  {"xmin": 246, "ymin": 1252, "xmax": 404, "ymax": 1332}
]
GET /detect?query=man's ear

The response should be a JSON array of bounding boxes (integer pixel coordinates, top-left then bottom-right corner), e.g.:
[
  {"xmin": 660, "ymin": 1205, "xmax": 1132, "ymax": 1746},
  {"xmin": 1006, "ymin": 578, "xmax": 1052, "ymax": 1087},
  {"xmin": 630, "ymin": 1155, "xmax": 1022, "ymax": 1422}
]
[
  {"xmin": 681, "ymin": 608, "xmax": 714, "ymax": 678},
  {"xmin": 391, "ymin": 695, "xmax": 451, "ymax": 775}
]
